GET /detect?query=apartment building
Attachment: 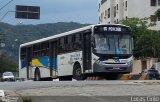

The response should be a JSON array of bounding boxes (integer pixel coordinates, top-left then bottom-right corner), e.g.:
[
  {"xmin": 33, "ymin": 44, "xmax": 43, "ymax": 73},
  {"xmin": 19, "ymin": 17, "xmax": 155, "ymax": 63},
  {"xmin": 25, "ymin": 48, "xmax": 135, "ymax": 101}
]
[{"xmin": 98, "ymin": 0, "xmax": 160, "ymax": 30}]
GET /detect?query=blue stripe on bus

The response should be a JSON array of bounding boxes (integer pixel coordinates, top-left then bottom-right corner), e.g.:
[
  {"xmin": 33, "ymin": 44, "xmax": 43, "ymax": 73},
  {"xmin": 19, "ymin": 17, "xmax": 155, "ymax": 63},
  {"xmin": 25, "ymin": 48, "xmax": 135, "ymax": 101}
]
[
  {"xmin": 21, "ymin": 57, "xmax": 57, "ymax": 70},
  {"xmin": 39, "ymin": 56, "xmax": 49, "ymax": 67}
]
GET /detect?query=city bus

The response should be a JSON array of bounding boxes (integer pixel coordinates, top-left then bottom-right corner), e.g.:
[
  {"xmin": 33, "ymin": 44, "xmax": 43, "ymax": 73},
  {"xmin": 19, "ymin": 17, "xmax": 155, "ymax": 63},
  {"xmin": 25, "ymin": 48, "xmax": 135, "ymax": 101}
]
[{"xmin": 19, "ymin": 24, "xmax": 133, "ymax": 81}]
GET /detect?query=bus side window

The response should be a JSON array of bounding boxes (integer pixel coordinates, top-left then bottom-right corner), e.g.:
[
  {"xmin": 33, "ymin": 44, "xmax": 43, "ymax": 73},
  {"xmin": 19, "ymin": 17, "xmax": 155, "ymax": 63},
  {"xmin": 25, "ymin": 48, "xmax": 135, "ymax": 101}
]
[
  {"xmin": 63, "ymin": 35, "xmax": 73, "ymax": 53},
  {"xmin": 68, "ymin": 35, "xmax": 72, "ymax": 52},
  {"xmin": 72, "ymin": 34, "xmax": 76, "ymax": 42},
  {"xmin": 41, "ymin": 42, "xmax": 49, "ymax": 56},
  {"xmin": 33, "ymin": 45, "xmax": 38, "ymax": 58},
  {"xmin": 64, "ymin": 36, "xmax": 68, "ymax": 52},
  {"xmin": 75, "ymin": 33, "xmax": 82, "ymax": 50},
  {"xmin": 33, "ymin": 43, "xmax": 43, "ymax": 58},
  {"xmin": 58, "ymin": 38, "xmax": 65, "ymax": 54},
  {"xmin": 65, "ymin": 36, "xmax": 68, "ymax": 44},
  {"xmin": 20, "ymin": 47, "xmax": 27, "ymax": 60},
  {"xmin": 58, "ymin": 39, "xmax": 61, "ymax": 54}
]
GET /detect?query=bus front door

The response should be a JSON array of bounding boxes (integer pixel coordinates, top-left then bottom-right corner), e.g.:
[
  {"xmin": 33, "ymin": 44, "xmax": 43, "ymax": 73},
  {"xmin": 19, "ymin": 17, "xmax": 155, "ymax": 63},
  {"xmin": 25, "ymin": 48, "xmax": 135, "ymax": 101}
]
[{"xmin": 83, "ymin": 32, "xmax": 92, "ymax": 72}]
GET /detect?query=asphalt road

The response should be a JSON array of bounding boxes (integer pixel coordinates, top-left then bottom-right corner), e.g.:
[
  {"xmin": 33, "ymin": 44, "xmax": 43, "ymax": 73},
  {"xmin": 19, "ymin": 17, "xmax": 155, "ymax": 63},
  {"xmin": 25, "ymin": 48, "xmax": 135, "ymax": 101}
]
[{"xmin": 1, "ymin": 80, "xmax": 160, "ymax": 102}]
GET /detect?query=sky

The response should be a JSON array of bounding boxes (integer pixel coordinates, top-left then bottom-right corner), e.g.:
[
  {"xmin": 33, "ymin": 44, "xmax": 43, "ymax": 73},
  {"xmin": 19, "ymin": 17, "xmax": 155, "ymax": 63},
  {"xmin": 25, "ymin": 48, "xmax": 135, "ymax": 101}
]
[{"xmin": 0, "ymin": 0, "xmax": 98, "ymax": 25}]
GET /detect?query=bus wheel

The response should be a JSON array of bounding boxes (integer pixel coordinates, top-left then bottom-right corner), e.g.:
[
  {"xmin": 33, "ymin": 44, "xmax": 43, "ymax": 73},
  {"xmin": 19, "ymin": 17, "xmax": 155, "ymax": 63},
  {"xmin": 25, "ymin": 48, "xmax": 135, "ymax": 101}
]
[
  {"xmin": 34, "ymin": 68, "xmax": 41, "ymax": 81},
  {"xmin": 73, "ymin": 64, "xmax": 86, "ymax": 80}
]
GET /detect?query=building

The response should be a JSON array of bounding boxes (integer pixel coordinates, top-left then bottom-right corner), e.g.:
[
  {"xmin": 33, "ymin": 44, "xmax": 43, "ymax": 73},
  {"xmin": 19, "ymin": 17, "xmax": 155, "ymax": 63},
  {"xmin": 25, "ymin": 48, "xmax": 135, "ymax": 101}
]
[
  {"xmin": 98, "ymin": 0, "xmax": 160, "ymax": 74},
  {"xmin": 98, "ymin": 0, "xmax": 160, "ymax": 30}
]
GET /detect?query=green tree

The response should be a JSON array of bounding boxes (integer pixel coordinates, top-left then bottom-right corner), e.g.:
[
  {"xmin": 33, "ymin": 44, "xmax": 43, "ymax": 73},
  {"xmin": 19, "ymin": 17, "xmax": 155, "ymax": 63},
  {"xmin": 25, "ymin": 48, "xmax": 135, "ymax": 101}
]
[
  {"xmin": 120, "ymin": 17, "xmax": 160, "ymax": 58},
  {"xmin": 0, "ymin": 53, "xmax": 18, "ymax": 73},
  {"xmin": 155, "ymin": 9, "xmax": 160, "ymax": 18}
]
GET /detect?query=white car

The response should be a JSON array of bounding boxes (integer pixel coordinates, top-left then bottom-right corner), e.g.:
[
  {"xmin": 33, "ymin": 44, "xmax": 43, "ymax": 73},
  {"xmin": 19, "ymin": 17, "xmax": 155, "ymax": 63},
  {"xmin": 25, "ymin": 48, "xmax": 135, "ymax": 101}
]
[{"xmin": 2, "ymin": 72, "xmax": 15, "ymax": 81}]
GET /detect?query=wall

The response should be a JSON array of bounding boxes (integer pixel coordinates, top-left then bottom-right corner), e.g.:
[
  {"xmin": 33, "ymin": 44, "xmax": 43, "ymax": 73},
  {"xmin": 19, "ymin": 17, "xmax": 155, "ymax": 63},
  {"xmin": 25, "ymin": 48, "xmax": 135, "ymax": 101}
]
[{"xmin": 132, "ymin": 58, "xmax": 158, "ymax": 74}]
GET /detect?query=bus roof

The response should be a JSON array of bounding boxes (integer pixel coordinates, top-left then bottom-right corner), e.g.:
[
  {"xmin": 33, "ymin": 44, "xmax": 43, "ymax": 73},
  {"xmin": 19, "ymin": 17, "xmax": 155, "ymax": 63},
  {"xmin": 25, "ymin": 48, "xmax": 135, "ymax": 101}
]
[{"xmin": 20, "ymin": 24, "xmax": 130, "ymax": 47}]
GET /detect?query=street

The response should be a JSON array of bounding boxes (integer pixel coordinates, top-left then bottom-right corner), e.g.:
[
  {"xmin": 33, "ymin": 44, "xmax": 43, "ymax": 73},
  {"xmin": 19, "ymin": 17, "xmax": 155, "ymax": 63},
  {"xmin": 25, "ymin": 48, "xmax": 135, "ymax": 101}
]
[{"xmin": 0, "ymin": 80, "xmax": 160, "ymax": 102}]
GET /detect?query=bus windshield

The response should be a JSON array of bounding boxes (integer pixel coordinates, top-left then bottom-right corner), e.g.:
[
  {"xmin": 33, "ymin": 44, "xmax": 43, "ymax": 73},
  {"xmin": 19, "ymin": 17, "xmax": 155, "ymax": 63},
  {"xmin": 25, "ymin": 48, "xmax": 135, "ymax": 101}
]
[{"xmin": 94, "ymin": 33, "xmax": 132, "ymax": 55}]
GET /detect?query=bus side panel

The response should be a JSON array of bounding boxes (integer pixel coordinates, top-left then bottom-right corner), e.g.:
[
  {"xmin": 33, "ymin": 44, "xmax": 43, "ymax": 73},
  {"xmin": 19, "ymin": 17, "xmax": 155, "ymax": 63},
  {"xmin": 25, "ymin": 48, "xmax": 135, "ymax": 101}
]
[
  {"xmin": 31, "ymin": 56, "xmax": 51, "ymax": 78},
  {"xmin": 57, "ymin": 51, "xmax": 82, "ymax": 76},
  {"xmin": 29, "ymin": 66, "xmax": 57, "ymax": 79},
  {"xmin": 19, "ymin": 67, "xmax": 27, "ymax": 79},
  {"xmin": 38, "ymin": 67, "xmax": 51, "ymax": 78}
]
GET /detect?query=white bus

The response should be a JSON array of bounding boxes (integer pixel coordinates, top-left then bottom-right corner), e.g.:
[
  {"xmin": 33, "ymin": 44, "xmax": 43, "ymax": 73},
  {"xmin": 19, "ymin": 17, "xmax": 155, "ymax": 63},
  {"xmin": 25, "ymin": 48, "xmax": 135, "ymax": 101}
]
[{"xmin": 19, "ymin": 24, "xmax": 133, "ymax": 81}]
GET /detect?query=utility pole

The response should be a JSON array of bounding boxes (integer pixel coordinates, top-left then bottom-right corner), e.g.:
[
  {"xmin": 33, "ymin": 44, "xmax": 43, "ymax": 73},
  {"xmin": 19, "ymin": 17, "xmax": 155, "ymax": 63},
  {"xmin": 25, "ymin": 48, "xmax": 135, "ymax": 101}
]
[{"xmin": 0, "ymin": 33, "xmax": 5, "ymax": 55}]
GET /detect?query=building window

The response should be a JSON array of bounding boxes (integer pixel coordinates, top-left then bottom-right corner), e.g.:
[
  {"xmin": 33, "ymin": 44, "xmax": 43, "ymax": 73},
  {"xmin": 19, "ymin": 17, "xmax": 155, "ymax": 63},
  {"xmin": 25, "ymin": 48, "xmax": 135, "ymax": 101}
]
[
  {"xmin": 101, "ymin": 0, "xmax": 107, "ymax": 5},
  {"xmin": 117, "ymin": 4, "xmax": 118, "ymax": 10},
  {"xmin": 125, "ymin": 1, "xmax": 127, "ymax": 11},
  {"xmin": 151, "ymin": 0, "xmax": 156, "ymax": 6},
  {"xmin": 158, "ymin": 0, "xmax": 160, "ymax": 6},
  {"xmin": 108, "ymin": 8, "xmax": 110, "ymax": 18},
  {"xmin": 125, "ymin": 1, "xmax": 127, "ymax": 7},
  {"xmin": 114, "ymin": 6, "xmax": 116, "ymax": 17},
  {"xmin": 117, "ymin": 19, "xmax": 119, "ymax": 23}
]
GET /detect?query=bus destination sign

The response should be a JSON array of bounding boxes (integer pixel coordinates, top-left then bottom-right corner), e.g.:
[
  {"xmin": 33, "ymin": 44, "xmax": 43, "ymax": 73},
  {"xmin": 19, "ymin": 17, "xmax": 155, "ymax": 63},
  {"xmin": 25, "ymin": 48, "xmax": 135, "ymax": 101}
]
[
  {"xmin": 94, "ymin": 26, "xmax": 130, "ymax": 32},
  {"xmin": 104, "ymin": 27, "xmax": 121, "ymax": 32}
]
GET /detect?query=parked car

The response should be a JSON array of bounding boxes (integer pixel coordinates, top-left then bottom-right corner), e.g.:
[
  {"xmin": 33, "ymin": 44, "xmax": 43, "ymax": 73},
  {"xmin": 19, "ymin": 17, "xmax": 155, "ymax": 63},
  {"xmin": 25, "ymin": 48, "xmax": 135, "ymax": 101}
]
[{"xmin": 2, "ymin": 72, "xmax": 15, "ymax": 81}]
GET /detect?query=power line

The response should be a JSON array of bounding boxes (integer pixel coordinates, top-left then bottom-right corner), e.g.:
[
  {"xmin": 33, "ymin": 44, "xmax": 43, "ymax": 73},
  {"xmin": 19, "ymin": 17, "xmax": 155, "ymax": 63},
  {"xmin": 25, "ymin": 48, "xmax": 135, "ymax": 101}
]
[
  {"xmin": 0, "ymin": 11, "xmax": 15, "ymax": 21},
  {"xmin": 0, "ymin": 0, "xmax": 13, "ymax": 11}
]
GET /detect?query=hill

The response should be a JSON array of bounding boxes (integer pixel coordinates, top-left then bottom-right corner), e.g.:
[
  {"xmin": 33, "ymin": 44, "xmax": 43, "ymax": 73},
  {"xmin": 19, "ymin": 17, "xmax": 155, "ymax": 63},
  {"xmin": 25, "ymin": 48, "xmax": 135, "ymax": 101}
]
[{"xmin": 0, "ymin": 22, "xmax": 89, "ymax": 62}]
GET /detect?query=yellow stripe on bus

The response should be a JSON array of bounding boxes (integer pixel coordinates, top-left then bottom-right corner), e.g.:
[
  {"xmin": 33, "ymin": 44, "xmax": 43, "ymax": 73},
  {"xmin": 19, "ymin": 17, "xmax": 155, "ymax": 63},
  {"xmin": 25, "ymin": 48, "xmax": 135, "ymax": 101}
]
[{"xmin": 31, "ymin": 59, "xmax": 43, "ymax": 66}]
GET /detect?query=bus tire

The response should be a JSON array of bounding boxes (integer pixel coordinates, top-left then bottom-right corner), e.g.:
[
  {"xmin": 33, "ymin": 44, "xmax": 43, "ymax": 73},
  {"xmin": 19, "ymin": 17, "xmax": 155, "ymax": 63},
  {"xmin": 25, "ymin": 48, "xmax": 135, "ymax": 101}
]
[
  {"xmin": 34, "ymin": 68, "xmax": 41, "ymax": 81},
  {"xmin": 73, "ymin": 64, "xmax": 86, "ymax": 80}
]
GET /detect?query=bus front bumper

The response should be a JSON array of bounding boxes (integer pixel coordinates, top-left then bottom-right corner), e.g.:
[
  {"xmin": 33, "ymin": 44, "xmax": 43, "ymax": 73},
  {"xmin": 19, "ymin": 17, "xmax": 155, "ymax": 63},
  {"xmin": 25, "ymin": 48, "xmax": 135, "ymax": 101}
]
[{"xmin": 93, "ymin": 62, "xmax": 132, "ymax": 74}]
